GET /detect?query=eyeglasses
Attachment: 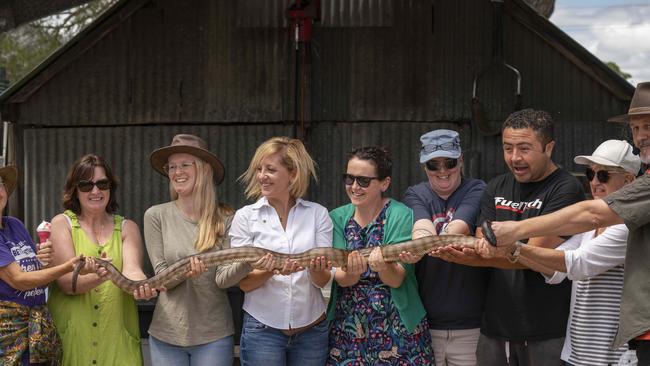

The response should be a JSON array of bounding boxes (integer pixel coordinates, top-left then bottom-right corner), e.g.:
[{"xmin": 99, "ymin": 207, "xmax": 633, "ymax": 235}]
[
  {"xmin": 425, "ymin": 158, "xmax": 459, "ymax": 171},
  {"xmin": 585, "ymin": 167, "xmax": 624, "ymax": 184},
  {"xmin": 77, "ymin": 179, "xmax": 111, "ymax": 192},
  {"xmin": 342, "ymin": 173, "xmax": 379, "ymax": 188},
  {"xmin": 163, "ymin": 161, "xmax": 195, "ymax": 175}
]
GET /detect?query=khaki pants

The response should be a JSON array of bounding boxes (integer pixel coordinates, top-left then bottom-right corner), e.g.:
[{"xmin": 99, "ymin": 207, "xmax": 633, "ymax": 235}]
[{"xmin": 430, "ymin": 328, "xmax": 480, "ymax": 366}]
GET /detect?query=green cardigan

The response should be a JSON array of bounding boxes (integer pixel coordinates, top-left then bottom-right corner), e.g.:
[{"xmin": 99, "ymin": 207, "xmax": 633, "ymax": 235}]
[{"xmin": 326, "ymin": 199, "xmax": 427, "ymax": 332}]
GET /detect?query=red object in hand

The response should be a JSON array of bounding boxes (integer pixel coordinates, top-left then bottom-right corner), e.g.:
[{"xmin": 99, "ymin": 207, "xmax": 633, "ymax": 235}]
[{"xmin": 36, "ymin": 220, "xmax": 52, "ymax": 243}]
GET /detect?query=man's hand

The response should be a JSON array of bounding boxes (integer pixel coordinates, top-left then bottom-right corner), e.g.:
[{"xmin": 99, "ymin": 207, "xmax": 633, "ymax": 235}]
[
  {"xmin": 490, "ymin": 221, "xmax": 521, "ymax": 246},
  {"xmin": 475, "ymin": 238, "xmax": 515, "ymax": 259}
]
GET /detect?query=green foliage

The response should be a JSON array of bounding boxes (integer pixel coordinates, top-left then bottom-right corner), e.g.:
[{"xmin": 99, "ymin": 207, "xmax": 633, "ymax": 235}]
[
  {"xmin": 606, "ymin": 61, "xmax": 632, "ymax": 80},
  {"xmin": 0, "ymin": 0, "xmax": 117, "ymax": 85}
]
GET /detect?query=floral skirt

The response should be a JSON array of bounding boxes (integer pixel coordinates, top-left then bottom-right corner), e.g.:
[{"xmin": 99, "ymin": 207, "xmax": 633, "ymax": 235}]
[{"xmin": 327, "ymin": 279, "xmax": 434, "ymax": 365}]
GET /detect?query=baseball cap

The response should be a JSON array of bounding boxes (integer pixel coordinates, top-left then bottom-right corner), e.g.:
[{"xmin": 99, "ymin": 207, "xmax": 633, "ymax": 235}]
[
  {"xmin": 574, "ymin": 139, "xmax": 641, "ymax": 175},
  {"xmin": 419, "ymin": 129, "xmax": 462, "ymax": 163}
]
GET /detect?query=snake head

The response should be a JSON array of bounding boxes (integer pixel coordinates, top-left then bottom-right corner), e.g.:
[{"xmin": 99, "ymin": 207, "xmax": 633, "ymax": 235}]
[{"xmin": 481, "ymin": 220, "xmax": 497, "ymax": 247}]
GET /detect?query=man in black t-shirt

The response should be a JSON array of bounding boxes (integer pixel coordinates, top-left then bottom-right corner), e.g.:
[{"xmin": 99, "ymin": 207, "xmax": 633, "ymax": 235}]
[{"xmin": 436, "ymin": 109, "xmax": 585, "ymax": 366}]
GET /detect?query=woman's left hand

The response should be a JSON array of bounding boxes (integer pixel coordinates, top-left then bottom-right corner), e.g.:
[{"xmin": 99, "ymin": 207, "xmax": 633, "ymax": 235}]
[
  {"xmin": 275, "ymin": 259, "xmax": 304, "ymax": 276},
  {"xmin": 132, "ymin": 283, "xmax": 162, "ymax": 301},
  {"xmin": 368, "ymin": 247, "xmax": 388, "ymax": 272},
  {"xmin": 186, "ymin": 256, "xmax": 208, "ymax": 278},
  {"xmin": 308, "ymin": 256, "xmax": 332, "ymax": 274},
  {"xmin": 36, "ymin": 239, "xmax": 54, "ymax": 267}
]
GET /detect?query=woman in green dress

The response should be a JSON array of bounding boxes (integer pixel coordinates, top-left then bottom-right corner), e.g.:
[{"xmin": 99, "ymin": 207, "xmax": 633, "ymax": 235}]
[{"xmin": 47, "ymin": 154, "xmax": 156, "ymax": 365}]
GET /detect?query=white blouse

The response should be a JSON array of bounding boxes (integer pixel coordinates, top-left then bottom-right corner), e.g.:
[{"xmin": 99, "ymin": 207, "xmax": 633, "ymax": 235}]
[{"xmin": 229, "ymin": 197, "xmax": 333, "ymax": 329}]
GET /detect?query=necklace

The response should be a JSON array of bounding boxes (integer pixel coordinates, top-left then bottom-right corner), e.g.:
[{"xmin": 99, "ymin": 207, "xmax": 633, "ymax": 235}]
[
  {"xmin": 93, "ymin": 220, "xmax": 105, "ymax": 245},
  {"xmin": 80, "ymin": 216, "xmax": 106, "ymax": 245}
]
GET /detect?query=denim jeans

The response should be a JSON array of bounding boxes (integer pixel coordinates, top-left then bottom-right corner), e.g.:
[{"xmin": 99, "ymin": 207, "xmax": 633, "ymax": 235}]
[
  {"xmin": 148, "ymin": 335, "xmax": 234, "ymax": 366},
  {"xmin": 240, "ymin": 312, "xmax": 329, "ymax": 366}
]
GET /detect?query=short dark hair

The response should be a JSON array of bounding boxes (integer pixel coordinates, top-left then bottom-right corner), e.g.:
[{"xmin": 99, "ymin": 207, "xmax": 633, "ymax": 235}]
[
  {"xmin": 62, "ymin": 154, "xmax": 120, "ymax": 214},
  {"xmin": 502, "ymin": 109, "xmax": 554, "ymax": 146},
  {"xmin": 348, "ymin": 146, "xmax": 392, "ymax": 179}
]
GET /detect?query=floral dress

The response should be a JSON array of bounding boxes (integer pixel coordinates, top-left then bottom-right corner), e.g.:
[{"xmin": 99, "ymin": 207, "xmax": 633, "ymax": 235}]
[{"xmin": 327, "ymin": 202, "xmax": 433, "ymax": 365}]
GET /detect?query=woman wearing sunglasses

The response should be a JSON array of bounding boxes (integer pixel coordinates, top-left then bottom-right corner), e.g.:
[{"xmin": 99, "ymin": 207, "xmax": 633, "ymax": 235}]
[
  {"xmin": 144, "ymin": 134, "xmax": 236, "ymax": 366},
  {"xmin": 227, "ymin": 136, "xmax": 333, "ymax": 366},
  {"xmin": 326, "ymin": 146, "xmax": 433, "ymax": 365},
  {"xmin": 47, "ymin": 154, "xmax": 153, "ymax": 365},
  {"xmin": 477, "ymin": 139, "xmax": 640, "ymax": 366}
]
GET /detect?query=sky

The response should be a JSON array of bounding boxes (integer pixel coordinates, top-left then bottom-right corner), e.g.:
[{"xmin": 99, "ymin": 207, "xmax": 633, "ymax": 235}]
[{"xmin": 551, "ymin": 0, "xmax": 650, "ymax": 85}]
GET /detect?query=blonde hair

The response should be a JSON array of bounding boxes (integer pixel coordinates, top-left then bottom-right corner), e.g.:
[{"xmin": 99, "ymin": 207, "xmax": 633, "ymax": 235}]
[
  {"xmin": 239, "ymin": 137, "xmax": 317, "ymax": 200},
  {"xmin": 169, "ymin": 159, "xmax": 227, "ymax": 252}
]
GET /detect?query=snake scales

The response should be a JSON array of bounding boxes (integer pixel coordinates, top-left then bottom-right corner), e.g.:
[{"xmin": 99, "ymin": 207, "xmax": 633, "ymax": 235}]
[{"xmin": 71, "ymin": 233, "xmax": 487, "ymax": 294}]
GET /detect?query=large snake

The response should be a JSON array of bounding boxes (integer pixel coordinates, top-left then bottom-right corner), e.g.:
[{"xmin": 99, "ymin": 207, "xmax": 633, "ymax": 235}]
[{"xmin": 72, "ymin": 222, "xmax": 497, "ymax": 294}]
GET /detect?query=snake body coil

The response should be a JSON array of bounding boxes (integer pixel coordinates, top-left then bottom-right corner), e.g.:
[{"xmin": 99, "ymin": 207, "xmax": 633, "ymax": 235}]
[{"xmin": 71, "ymin": 234, "xmax": 480, "ymax": 294}]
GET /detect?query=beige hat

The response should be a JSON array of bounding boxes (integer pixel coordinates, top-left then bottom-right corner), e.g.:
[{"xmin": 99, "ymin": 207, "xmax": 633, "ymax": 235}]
[
  {"xmin": 0, "ymin": 165, "xmax": 18, "ymax": 196},
  {"xmin": 150, "ymin": 134, "xmax": 225, "ymax": 184},
  {"xmin": 608, "ymin": 82, "xmax": 650, "ymax": 123},
  {"xmin": 574, "ymin": 140, "xmax": 641, "ymax": 175}
]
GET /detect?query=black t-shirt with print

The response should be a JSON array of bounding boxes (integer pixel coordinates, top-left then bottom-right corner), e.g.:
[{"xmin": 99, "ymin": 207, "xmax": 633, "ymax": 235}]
[{"xmin": 477, "ymin": 168, "xmax": 586, "ymax": 341}]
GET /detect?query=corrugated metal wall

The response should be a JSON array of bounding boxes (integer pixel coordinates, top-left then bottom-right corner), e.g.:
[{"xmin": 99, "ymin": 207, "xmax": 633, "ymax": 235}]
[
  {"xmin": 15, "ymin": 0, "xmax": 630, "ymax": 125},
  {"xmin": 13, "ymin": 0, "xmax": 632, "ymax": 234}
]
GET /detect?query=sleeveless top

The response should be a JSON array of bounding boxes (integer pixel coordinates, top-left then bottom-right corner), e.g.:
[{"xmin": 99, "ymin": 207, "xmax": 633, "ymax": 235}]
[{"xmin": 48, "ymin": 210, "xmax": 142, "ymax": 366}]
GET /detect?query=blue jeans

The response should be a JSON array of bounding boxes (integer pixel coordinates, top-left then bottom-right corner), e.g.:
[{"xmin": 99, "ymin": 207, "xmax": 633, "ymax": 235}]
[
  {"xmin": 240, "ymin": 312, "xmax": 329, "ymax": 366},
  {"xmin": 148, "ymin": 335, "xmax": 234, "ymax": 366}
]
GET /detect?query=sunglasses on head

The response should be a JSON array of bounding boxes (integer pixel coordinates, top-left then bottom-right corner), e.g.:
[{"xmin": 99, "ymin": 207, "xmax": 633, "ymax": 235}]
[
  {"xmin": 77, "ymin": 179, "xmax": 111, "ymax": 192},
  {"xmin": 425, "ymin": 158, "xmax": 459, "ymax": 171},
  {"xmin": 342, "ymin": 173, "xmax": 379, "ymax": 188},
  {"xmin": 585, "ymin": 167, "xmax": 623, "ymax": 184}
]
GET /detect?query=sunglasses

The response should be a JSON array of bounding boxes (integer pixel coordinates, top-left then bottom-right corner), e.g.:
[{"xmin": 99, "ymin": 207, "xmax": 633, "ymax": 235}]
[
  {"xmin": 425, "ymin": 158, "xmax": 459, "ymax": 171},
  {"xmin": 77, "ymin": 179, "xmax": 111, "ymax": 192},
  {"xmin": 585, "ymin": 167, "xmax": 623, "ymax": 184},
  {"xmin": 342, "ymin": 174, "xmax": 379, "ymax": 188}
]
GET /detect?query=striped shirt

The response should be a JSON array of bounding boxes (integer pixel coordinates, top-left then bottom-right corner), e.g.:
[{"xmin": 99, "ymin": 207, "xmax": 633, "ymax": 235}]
[{"xmin": 546, "ymin": 225, "xmax": 631, "ymax": 366}]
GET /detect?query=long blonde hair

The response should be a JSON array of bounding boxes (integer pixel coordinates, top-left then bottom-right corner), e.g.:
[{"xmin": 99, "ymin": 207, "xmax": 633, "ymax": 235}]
[
  {"xmin": 170, "ymin": 159, "xmax": 227, "ymax": 252},
  {"xmin": 239, "ymin": 137, "xmax": 317, "ymax": 200}
]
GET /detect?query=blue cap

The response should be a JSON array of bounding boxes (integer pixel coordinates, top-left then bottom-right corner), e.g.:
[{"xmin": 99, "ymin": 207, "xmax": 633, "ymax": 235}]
[{"xmin": 419, "ymin": 129, "xmax": 462, "ymax": 163}]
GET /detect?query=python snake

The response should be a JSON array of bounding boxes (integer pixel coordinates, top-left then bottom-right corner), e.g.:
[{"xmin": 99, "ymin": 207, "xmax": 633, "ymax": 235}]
[{"xmin": 71, "ymin": 232, "xmax": 489, "ymax": 294}]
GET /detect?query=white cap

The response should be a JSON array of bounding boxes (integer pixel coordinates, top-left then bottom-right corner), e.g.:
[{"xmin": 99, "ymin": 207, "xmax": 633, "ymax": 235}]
[{"xmin": 574, "ymin": 140, "xmax": 641, "ymax": 175}]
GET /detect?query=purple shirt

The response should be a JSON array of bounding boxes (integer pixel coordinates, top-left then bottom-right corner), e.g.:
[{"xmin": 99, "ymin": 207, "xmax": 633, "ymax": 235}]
[{"xmin": 0, "ymin": 216, "xmax": 46, "ymax": 307}]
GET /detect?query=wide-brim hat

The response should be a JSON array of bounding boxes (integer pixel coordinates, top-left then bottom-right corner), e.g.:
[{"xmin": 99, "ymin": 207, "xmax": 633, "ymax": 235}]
[
  {"xmin": 608, "ymin": 82, "xmax": 650, "ymax": 123},
  {"xmin": 150, "ymin": 134, "xmax": 225, "ymax": 184},
  {"xmin": 0, "ymin": 165, "xmax": 18, "ymax": 196}
]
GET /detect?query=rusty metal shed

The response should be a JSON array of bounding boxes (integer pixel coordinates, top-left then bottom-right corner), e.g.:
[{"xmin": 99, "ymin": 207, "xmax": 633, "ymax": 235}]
[{"xmin": 0, "ymin": 0, "xmax": 634, "ymax": 236}]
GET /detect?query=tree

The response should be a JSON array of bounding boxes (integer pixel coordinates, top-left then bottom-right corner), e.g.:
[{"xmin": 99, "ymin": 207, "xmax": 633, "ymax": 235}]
[
  {"xmin": 606, "ymin": 62, "xmax": 632, "ymax": 80},
  {"xmin": 0, "ymin": 0, "xmax": 116, "ymax": 86}
]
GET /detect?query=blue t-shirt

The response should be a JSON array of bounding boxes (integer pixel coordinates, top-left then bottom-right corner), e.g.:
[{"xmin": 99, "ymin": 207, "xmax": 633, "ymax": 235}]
[
  {"xmin": 0, "ymin": 216, "xmax": 46, "ymax": 307},
  {"xmin": 403, "ymin": 178, "xmax": 489, "ymax": 329}
]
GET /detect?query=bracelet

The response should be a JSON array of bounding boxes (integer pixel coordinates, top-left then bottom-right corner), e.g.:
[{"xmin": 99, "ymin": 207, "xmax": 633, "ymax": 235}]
[{"xmin": 506, "ymin": 242, "xmax": 522, "ymax": 263}]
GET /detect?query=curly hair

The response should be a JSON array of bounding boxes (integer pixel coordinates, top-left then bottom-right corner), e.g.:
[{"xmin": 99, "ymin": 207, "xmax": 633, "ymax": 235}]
[
  {"xmin": 502, "ymin": 109, "xmax": 554, "ymax": 146},
  {"xmin": 348, "ymin": 146, "xmax": 392, "ymax": 179},
  {"xmin": 62, "ymin": 154, "xmax": 119, "ymax": 214}
]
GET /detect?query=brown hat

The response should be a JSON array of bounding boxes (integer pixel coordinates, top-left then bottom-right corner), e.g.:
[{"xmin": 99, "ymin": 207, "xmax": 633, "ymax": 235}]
[
  {"xmin": 150, "ymin": 134, "xmax": 225, "ymax": 184},
  {"xmin": 0, "ymin": 165, "xmax": 18, "ymax": 196},
  {"xmin": 608, "ymin": 82, "xmax": 650, "ymax": 123}
]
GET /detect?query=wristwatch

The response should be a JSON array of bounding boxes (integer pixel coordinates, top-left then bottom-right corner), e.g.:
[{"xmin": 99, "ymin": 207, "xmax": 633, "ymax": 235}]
[{"xmin": 506, "ymin": 242, "xmax": 523, "ymax": 263}]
